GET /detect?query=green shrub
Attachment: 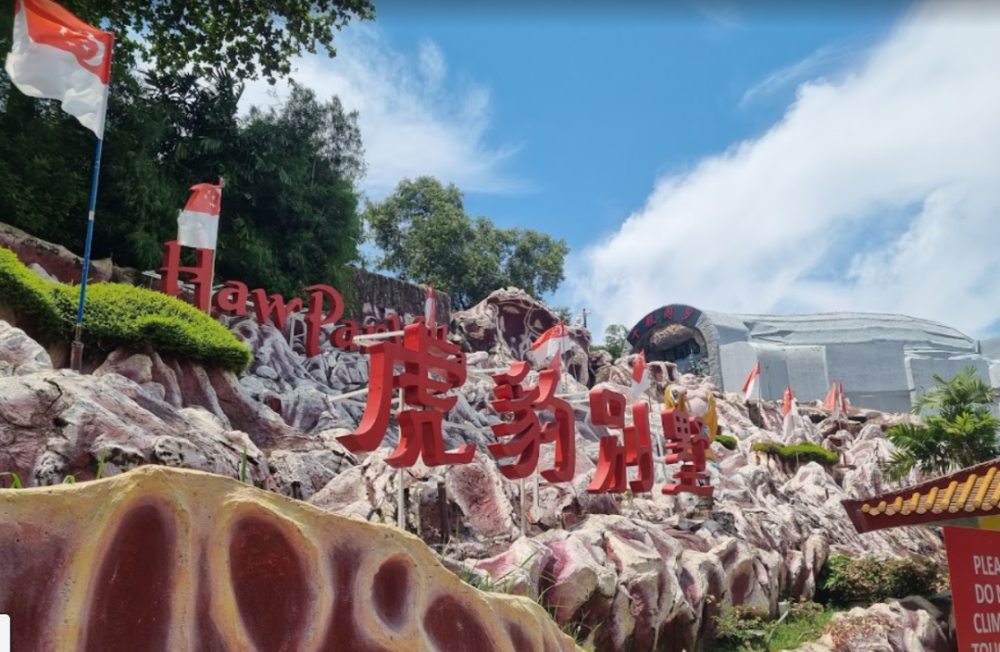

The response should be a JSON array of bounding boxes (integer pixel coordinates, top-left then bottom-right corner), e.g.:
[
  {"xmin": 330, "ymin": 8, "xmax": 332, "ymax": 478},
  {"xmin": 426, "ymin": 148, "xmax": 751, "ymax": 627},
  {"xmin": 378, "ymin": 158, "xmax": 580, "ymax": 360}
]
[
  {"xmin": 752, "ymin": 441, "xmax": 839, "ymax": 467},
  {"xmin": 712, "ymin": 600, "xmax": 830, "ymax": 652},
  {"xmin": 715, "ymin": 434, "xmax": 738, "ymax": 450},
  {"xmin": 818, "ymin": 555, "xmax": 945, "ymax": 606},
  {"xmin": 0, "ymin": 247, "xmax": 251, "ymax": 371}
]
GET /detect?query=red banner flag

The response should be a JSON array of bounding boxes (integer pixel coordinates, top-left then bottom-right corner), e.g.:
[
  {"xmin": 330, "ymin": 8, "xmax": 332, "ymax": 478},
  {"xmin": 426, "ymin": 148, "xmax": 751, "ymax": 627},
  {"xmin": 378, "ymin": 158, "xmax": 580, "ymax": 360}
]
[{"xmin": 5, "ymin": 0, "xmax": 113, "ymax": 137}]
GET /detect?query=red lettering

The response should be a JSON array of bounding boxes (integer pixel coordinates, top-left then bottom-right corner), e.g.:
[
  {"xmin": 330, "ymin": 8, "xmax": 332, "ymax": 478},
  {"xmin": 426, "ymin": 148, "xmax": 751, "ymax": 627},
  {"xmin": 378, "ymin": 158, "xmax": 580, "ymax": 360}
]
[
  {"xmin": 487, "ymin": 361, "xmax": 576, "ymax": 482},
  {"xmin": 303, "ymin": 284, "xmax": 344, "ymax": 357},
  {"xmin": 664, "ymin": 307, "xmax": 674, "ymax": 321},
  {"xmin": 158, "ymin": 240, "xmax": 213, "ymax": 312},
  {"xmin": 681, "ymin": 308, "xmax": 694, "ymax": 321},
  {"xmin": 331, "ymin": 320, "xmax": 360, "ymax": 350},
  {"xmin": 365, "ymin": 323, "xmax": 388, "ymax": 337},
  {"xmin": 211, "ymin": 281, "xmax": 249, "ymax": 316},
  {"xmin": 661, "ymin": 409, "xmax": 713, "ymax": 497},
  {"xmin": 338, "ymin": 324, "xmax": 473, "ymax": 468},
  {"xmin": 587, "ymin": 389, "xmax": 653, "ymax": 494},
  {"xmin": 385, "ymin": 314, "xmax": 403, "ymax": 344},
  {"xmin": 645, "ymin": 314, "xmax": 656, "ymax": 328},
  {"xmin": 251, "ymin": 290, "xmax": 303, "ymax": 332}
]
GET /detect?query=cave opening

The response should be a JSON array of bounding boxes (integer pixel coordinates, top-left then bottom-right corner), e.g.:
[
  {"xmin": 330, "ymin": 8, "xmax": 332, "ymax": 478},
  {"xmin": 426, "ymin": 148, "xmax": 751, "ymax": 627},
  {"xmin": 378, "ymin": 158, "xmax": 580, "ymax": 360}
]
[{"xmin": 644, "ymin": 323, "xmax": 708, "ymax": 375}]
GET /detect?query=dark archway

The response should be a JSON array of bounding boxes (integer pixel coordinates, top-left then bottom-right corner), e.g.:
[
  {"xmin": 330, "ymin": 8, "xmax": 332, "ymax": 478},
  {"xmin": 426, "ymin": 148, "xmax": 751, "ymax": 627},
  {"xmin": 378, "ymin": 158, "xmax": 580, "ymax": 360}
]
[{"xmin": 628, "ymin": 304, "xmax": 713, "ymax": 377}]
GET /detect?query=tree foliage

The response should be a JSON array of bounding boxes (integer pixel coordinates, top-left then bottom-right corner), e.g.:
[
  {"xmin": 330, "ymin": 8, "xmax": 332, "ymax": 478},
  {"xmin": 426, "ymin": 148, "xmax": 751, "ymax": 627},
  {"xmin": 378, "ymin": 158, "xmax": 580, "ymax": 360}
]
[
  {"xmin": 0, "ymin": 0, "xmax": 376, "ymax": 83},
  {"xmin": 882, "ymin": 366, "xmax": 1000, "ymax": 482},
  {"xmin": 0, "ymin": 67, "xmax": 364, "ymax": 297},
  {"xmin": 592, "ymin": 324, "xmax": 630, "ymax": 361},
  {"xmin": 365, "ymin": 177, "xmax": 569, "ymax": 310}
]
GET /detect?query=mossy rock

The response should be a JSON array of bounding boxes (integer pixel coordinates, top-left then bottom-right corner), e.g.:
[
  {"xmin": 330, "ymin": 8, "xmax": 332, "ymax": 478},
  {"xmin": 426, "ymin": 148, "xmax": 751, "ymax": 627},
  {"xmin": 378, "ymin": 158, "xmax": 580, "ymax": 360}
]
[
  {"xmin": 715, "ymin": 434, "xmax": 738, "ymax": 450},
  {"xmin": 751, "ymin": 441, "xmax": 839, "ymax": 467},
  {"xmin": 0, "ymin": 247, "xmax": 251, "ymax": 371}
]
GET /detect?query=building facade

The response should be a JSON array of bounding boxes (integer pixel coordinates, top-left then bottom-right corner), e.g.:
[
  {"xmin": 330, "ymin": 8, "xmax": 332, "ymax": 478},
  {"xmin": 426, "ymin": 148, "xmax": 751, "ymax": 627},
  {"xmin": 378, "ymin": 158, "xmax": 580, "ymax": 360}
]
[{"xmin": 626, "ymin": 304, "xmax": 1000, "ymax": 413}]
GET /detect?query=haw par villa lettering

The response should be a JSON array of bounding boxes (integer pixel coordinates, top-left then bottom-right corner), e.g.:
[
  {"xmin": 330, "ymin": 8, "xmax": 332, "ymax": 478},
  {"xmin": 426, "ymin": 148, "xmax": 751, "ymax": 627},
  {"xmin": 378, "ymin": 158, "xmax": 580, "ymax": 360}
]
[
  {"xmin": 157, "ymin": 240, "xmax": 443, "ymax": 357},
  {"xmin": 156, "ymin": 239, "xmax": 715, "ymax": 499}
]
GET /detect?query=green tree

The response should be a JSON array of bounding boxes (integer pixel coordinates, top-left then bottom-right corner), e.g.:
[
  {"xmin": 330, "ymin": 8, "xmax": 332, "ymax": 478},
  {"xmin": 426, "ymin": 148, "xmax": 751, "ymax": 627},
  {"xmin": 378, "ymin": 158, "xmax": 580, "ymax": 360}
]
[
  {"xmin": 365, "ymin": 177, "xmax": 569, "ymax": 310},
  {"xmin": 0, "ymin": 0, "xmax": 376, "ymax": 83},
  {"xmin": 0, "ymin": 68, "xmax": 364, "ymax": 297},
  {"xmin": 551, "ymin": 306, "xmax": 573, "ymax": 323},
  {"xmin": 882, "ymin": 366, "xmax": 1000, "ymax": 482},
  {"xmin": 593, "ymin": 324, "xmax": 629, "ymax": 361}
]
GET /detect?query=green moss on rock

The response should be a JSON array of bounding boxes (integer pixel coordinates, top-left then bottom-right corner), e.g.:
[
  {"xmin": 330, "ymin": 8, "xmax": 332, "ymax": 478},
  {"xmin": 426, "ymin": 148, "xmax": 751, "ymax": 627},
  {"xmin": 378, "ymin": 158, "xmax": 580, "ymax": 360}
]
[
  {"xmin": 751, "ymin": 441, "xmax": 839, "ymax": 467},
  {"xmin": 715, "ymin": 434, "xmax": 738, "ymax": 450},
  {"xmin": 0, "ymin": 247, "xmax": 251, "ymax": 371}
]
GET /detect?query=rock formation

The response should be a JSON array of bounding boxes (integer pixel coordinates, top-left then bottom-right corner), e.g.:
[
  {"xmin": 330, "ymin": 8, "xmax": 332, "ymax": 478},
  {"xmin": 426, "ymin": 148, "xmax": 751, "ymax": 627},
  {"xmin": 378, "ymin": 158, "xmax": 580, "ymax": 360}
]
[
  {"xmin": 0, "ymin": 238, "xmax": 954, "ymax": 652},
  {"xmin": 0, "ymin": 465, "xmax": 581, "ymax": 652}
]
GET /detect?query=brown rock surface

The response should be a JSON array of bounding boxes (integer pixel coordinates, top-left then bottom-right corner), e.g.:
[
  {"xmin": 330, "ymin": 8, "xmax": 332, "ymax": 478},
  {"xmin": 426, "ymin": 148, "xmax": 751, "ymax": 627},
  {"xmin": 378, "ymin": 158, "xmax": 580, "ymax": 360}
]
[{"xmin": 0, "ymin": 465, "xmax": 582, "ymax": 652}]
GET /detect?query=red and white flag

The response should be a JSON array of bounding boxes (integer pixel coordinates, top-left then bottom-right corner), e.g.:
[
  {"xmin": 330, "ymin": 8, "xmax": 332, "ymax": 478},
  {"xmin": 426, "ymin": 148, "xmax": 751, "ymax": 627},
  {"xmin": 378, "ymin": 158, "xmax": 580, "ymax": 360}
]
[
  {"xmin": 531, "ymin": 322, "xmax": 570, "ymax": 363},
  {"xmin": 839, "ymin": 381, "xmax": 850, "ymax": 414},
  {"xmin": 782, "ymin": 385, "xmax": 799, "ymax": 417},
  {"xmin": 742, "ymin": 362, "xmax": 761, "ymax": 400},
  {"xmin": 4, "ymin": 0, "xmax": 114, "ymax": 138},
  {"xmin": 547, "ymin": 347, "xmax": 562, "ymax": 392},
  {"xmin": 424, "ymin": 284, "xmax": 436, "ymax": 329},
  {"xmin": 823, "ymin": 381, "xmax": 842, "ymax": 420},
  {"xmin": 177, "ymin": 182, "xmax": 223, "ymax": 250},
  {"xmin": 630, "ymin": 350, "xmax": 650, "ymax": 398}
]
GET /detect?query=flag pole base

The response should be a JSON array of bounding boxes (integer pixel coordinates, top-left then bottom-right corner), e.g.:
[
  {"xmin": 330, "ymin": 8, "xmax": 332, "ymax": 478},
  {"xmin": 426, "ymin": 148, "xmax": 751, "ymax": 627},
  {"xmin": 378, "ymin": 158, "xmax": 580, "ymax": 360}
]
[{"xmin": 70, "ymin": 325, "xmax": 84, "ymax": 373}]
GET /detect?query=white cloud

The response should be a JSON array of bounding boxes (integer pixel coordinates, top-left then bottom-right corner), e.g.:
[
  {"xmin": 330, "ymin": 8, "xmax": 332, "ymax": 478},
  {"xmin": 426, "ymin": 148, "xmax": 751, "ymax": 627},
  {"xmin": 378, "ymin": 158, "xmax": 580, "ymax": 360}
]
[
  {"xmin": 567, "ymin": 1, "xmax": 1000, "ymax": 340},
  {"xmin": 239, "ymin": 26, "xmax": 525, "ymax": 200},
  {"xmin": 740, "ymin": 43, "xmax": 859, "ymax": 107}
]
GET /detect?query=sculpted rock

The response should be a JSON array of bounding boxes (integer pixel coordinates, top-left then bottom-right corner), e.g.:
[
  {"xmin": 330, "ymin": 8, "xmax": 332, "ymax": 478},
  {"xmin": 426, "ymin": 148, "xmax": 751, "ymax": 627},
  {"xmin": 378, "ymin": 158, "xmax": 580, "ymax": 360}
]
[
  {"xmin": 0, "ymin": 465, "xmax": 582, "ymax": 652},
  {"xmin": 0, "ymin": 296, "xmax": 955, "ymax": 652},
  {"xmin": 790, "ymin": 597, "xmax": 951, "ymax": 652},
  {"xmin": 451, "ymin": 288, "xmax": 592, "ymax": 385},
  {"xmin": 0, "ymin": 369, "xmax": 272, "ymax": 489},
  {"xmin": 0, "ymin": 320, "xmax": 52, "ymax": 376}
]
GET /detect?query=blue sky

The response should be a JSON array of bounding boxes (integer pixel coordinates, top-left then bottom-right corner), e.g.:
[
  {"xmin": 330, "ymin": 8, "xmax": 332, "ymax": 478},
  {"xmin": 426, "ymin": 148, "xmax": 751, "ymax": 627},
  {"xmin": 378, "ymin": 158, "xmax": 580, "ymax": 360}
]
[{"xmin": 242, "ymin": 0, "xmax": 1000, "ymax": 341}]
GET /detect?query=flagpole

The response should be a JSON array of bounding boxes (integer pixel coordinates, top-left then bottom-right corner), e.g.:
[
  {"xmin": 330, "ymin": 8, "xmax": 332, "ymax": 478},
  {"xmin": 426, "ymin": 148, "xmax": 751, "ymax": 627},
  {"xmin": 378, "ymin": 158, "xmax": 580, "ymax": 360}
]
[
  {"xmin": 207, "ymin": 177, "xmax": 223, "ymax": 317},
  {"xmin": 757, "ymin": 363, "xmax": 764, "ymax": 428},
  {"xmin": 69, "ymin": 133, "xmax": 107, "ymax": 372},
  {"xmin": 69, "ymin": 35, "xmax": 113, "ymax": 374}
]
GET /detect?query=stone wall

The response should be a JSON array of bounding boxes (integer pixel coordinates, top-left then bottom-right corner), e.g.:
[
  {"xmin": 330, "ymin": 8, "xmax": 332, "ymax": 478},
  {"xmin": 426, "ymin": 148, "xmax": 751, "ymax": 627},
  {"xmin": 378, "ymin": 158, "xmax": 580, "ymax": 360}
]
[{"xmin": 349, "ymin": 266, "xmax": 451, "ymax": 327}]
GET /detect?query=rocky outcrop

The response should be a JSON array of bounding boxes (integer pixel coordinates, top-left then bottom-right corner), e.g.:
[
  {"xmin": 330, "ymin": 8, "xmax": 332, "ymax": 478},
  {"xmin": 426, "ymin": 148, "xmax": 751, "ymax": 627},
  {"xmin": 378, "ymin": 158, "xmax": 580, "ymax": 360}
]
[
  {"xmin": 790, "ymin": 596, "xmax": 952, "ymax": 652},
  {"xmin": 0, "ymin": 310, "xmax": 949, "ymax": 651},
  {"xmin": 0, "ymin": 320, "xmax": 51, "ymax": 376},
  {"xmin": 0, "ymin": 221, "xmax": 139, "ymax": 285},
  {"xmin": 0, "ymin": 465, "xmax": 582, "ymax": 652},
  {"xmin": 0, "ymin": 368, "xmax": 274, "ymax": 489},
  {"xmin": 450, "ymin": 288, "xmax": 592, "ymax": 385}
]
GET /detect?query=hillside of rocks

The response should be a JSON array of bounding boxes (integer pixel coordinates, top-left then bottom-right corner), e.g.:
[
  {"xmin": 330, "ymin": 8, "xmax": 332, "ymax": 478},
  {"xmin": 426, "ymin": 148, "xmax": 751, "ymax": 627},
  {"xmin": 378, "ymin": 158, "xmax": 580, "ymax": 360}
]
[{"xmin": 0, "ymin": 250, "xmax": 951, "ymax": 651}]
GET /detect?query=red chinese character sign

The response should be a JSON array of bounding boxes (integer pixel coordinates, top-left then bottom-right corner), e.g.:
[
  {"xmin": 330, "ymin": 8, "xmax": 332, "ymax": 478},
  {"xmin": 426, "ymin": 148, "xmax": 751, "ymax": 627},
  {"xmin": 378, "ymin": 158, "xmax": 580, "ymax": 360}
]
[
  {"xmin": 661, "ymin": 406, "xmax": 714, "ymax": 497},
  {"xmin": 587, "ymin": 389, "xmax": 654, "ymax": 494},
  {"xmin": 488, "ymin": 361, "xmax": 575, "ymax": 482},
  {"xmin": 337, "ymin": 323, "xmax": 474, "ymax": 468}
]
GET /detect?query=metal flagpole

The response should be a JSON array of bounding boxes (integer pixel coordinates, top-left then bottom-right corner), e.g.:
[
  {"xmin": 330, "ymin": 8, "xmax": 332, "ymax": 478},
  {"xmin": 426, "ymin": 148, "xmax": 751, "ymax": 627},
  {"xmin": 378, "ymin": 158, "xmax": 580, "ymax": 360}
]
[
  {"xmin": 69, "ymin": 137, "xmax": 106, "ymax": 372},
  {"xmin": 70, "ymin": 38, "xmax": 114, "ymax": 374},
  {"xmin": 396, "ymin": 388, "xmax": 406, "ymax": 530},
  {"xmin": 207, "ymin": 177, "xmax": 223, "ymax": 317},
  {"xmin": 758, "ymin": 364, "xmax": 764, "ymax": 427}
]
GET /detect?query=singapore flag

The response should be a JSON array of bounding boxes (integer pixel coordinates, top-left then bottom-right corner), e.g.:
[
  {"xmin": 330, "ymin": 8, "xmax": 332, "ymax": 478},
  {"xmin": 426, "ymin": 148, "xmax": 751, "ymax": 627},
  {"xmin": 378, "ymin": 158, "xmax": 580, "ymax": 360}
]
[
  {"xmin": 4, "ymin": 0, "xmax": 114, "ymax": 138},
  {"xmin": 177, "ymin": 182, "xmax": 223, "ymax": 250}
]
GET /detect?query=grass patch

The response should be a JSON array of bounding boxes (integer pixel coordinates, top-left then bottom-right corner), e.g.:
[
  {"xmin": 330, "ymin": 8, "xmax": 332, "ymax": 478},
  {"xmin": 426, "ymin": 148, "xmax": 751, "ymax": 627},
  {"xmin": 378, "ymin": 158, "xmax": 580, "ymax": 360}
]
[
  {"xmin": 715, "ymin": 434, "xmax": 738, "ymax": 450},
  {"xmin": 751, "ymin": 441, "xmax": 839, "ymax": 467},
  {"xmin": 0, "ymin": 247, "xmax": 251, "ymax": 371},
  {"xmin": 713, "ymin": 601, "xmax": 838, "ymax": 652}
]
